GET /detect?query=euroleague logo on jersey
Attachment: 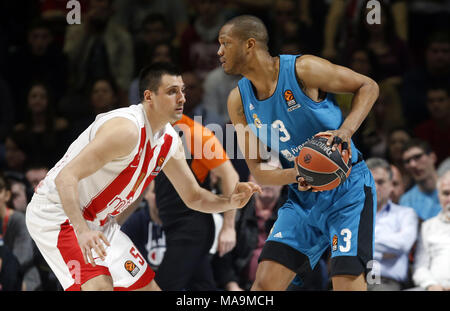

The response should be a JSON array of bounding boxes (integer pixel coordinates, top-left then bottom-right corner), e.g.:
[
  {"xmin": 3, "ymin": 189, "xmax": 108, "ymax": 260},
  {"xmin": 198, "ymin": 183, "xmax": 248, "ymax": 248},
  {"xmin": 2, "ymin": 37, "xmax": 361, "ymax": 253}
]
[
  {"xmin": 124, "ymin": 260, "xmax": 140, "ymax": 277},
  {"xmin": 150, "ymin": 156, "xmax": 166, "ymax": 176},
  {"xmin": 283, "ymin": 89, "xmax": 300, "ymax": 112}
]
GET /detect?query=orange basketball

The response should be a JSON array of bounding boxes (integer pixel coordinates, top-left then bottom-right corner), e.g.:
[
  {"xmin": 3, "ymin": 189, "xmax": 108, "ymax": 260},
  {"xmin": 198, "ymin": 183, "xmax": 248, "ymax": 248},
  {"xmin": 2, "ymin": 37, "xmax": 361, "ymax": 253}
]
[{"xmin": 296, "ymin": 135, "xmax": 351, "ymax": 191}]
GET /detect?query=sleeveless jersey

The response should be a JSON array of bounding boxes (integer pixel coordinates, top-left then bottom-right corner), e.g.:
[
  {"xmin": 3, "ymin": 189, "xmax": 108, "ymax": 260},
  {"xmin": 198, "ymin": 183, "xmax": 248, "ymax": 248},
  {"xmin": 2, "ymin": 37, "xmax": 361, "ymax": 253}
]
[
  {"xmin": 36, "ymin": 104, "xmax": 179, "ymax": 226},
  {"xmin": 239, "ymin": 54, "xmax": 361, "ymax": 198}
]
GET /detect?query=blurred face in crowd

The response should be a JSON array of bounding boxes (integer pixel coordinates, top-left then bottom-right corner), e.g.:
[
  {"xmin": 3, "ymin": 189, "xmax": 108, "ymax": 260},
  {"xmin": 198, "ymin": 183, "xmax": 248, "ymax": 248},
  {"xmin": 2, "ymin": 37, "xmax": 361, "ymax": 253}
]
[
  {"xmin": 426, "ymin": 89, "xmax": 450, "ymax": 122},
  {"xmin": 26, "ymin": 168, "xmax": 48, "ymax": 189},
  {"xmin": 371, "ymin": 166, "xmax": 393, "ymax": 209},
  {"xmin": 438, "ymin": 172, "xmax": 450, "ymax": 219},
  {"xmin": 91, "ymin": 80, "xmax": 117, "ymax": 113},
  {"xmin": 28, "ymin": 27, "xmax": 52, "ymax": 56},
  {"xmin": 402, "ymin": 147, "xmax": 436, "ymax": 183},
  {"xmin": 28, "ymin": 84, "xmax": 48, "ymax": 114},
  {"xmin": 5, "ymin": 138, "xmax": 26, "ymax": 171},
  {"xmin": 388, "ymin": 129, "xmax": 411, "ymax": 163},
  {"xmin": 390, "ymin": 165, "xmax": 405, "ymax": 204},
  {"xmin": 181, "ymin": 72, "xmax": 203, "ymax": 113},
  {"xmin": 0, "ymin": 187, "xmax": 11, "ymax": 211},
  {"xmin": 249, "ymin": 175, "xmax": 282, "ymax": 208},
  {"xmin": 426, "ymin": 42, "xmax": 450, "ymax": 75},
  {"xmin": 142, "ymin": 20, "xmax": 170, "ymax": 45},
  {"xmin": 11, "ymin": 182, "xmax": 27, "ymax": 213}
]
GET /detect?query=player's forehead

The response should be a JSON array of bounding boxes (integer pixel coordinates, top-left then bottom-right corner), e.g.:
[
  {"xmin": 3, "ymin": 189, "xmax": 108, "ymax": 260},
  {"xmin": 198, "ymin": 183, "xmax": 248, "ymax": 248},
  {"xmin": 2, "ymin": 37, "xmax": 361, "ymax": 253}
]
[
  {"xmin": 219, "ymin": 24, "xmax": 236, "ymax": 41},
  {"xmin": 159, "ymin": 74, "xmax": 184, "ymax": 90}
]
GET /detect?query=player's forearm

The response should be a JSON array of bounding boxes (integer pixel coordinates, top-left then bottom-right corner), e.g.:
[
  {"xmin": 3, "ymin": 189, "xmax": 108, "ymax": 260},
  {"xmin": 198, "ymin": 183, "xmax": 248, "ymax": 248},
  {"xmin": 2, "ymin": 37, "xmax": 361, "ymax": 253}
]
[
  {"xmin": 184, "ymin": 187, "xmax": 234, "ymax": 214},
  {"xmin": 340, "ymin": 79, "xmax": 379, "ymax": 135},
  {"xmin": 55, "ymin": 170, "xmax": 90, "ymax": 234},
  {"xmin": 249, "ymin": 162, "xmax": 297, "ymax": 186}
]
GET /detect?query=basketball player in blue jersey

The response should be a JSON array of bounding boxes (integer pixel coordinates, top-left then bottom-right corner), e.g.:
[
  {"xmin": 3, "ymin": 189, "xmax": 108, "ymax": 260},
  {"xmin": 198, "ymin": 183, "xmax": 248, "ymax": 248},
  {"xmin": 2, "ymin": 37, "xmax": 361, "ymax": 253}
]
[{"xmin": 218, "ymin": 15, "xmax": 379, "ymax": 290}]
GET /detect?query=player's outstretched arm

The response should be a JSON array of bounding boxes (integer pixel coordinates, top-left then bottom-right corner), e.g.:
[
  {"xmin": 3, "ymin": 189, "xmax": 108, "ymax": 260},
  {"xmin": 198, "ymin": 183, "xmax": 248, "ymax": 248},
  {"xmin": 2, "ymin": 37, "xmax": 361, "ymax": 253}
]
[
  {"xmin": 227, "ymin": 87, "xmax": 298, "ymax": 186},
  {"xmin": 162, "ymin": 138, "xmax": 261, "ymax": 213},
  {"xmin": 55, "ymin": 117, "xmax": 139, "ymax": 266}
]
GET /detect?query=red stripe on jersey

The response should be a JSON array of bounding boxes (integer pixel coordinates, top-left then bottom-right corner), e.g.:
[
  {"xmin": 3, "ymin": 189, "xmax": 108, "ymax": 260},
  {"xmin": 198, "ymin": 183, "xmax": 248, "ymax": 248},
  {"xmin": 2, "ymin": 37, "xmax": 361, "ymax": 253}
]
[
  {"xmin": 82, "ymin": 127, "xmax": 147, "ymax": 221},
  {"xmin": 126, "ymin": 141, "xmax": 155, "ymax": 200},
  {"xmin": 137, "ymin": 134, "xmax": 173, "ymax": 197}
]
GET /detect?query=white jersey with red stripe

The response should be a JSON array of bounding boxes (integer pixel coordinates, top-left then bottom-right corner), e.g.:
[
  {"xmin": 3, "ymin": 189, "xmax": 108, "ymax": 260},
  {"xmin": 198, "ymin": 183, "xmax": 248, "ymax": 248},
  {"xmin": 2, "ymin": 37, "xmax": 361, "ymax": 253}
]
[{"xmin": 36, "ymin": 103, "xmax": 179, "ymax": 226}]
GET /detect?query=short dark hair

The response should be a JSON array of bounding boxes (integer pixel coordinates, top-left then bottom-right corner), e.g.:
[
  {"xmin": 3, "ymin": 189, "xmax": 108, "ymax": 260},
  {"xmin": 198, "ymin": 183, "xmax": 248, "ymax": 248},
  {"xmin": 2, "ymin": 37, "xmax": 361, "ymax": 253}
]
[
  {"xmin": 138, "ymin": 62, "xmax": 180, "ymax": 101},
  {"xmin": 224, "ymin": 15, "xmax": 269, "ymax": 49},
  {"xmin": 402, "ymin": 138, "xmax": 433, "ymax": 155}
]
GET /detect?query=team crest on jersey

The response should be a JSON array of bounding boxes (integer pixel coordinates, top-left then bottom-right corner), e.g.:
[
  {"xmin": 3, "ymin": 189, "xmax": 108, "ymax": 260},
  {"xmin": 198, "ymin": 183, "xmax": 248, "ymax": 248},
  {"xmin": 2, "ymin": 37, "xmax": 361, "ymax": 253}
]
[
  {"xmin": 284, "ymin": 90, "xmax": 300, "ymax": 112},
  {"xmin": 150, "ymin": 156, "xmax": 165, "ymax": 176},
  {"xmin": 249, "ymin": 103, "xmax": 255, "ymax": 110},
  {"xmin": 332, "ymin": 234, "xmax": 338, "ymax": 252},
  {"xmin": 124, "ymin": 260, "xmax": 140, "ymax": 277},
  {"xmin": 252, "ymin": 113, "xmax": 262, "ymax": 129}
]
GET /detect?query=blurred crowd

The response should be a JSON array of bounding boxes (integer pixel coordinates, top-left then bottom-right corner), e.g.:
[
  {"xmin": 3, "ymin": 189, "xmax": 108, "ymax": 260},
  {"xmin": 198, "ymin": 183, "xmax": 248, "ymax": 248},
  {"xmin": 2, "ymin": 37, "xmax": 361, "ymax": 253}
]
[{"xmin": 0, "ymin": 0, "xmax": 449, "ymax": 291}]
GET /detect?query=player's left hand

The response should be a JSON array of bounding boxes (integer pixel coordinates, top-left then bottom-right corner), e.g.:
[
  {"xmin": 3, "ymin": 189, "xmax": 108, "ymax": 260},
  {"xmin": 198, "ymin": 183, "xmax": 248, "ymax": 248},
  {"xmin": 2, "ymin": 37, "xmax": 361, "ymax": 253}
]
[
  {"xmin": 314, "ymin": 128, "xmax": 353, "ymax": 160},
  {"xmin": 229, "ymin": 182, "xmax": 262, "ymax": 209}
]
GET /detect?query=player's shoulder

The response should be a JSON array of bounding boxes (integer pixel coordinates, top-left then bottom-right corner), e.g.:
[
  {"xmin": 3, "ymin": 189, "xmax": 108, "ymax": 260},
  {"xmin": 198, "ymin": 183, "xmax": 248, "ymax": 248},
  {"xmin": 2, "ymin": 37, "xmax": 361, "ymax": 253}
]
[{"xmin": 295, "ymin": 54, "xmax": 329, "ymax": 72}]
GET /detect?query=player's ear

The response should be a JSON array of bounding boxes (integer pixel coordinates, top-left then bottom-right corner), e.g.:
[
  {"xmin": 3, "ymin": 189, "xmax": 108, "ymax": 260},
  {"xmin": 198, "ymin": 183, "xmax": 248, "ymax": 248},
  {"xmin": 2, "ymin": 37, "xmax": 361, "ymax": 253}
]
[
  {"xmin": 246, "ymin": 38, "xmax": 256, "ymax": 51},
  {"xmin": 143, "ymin": 90, "xmax": 152, "ymax": 102}
]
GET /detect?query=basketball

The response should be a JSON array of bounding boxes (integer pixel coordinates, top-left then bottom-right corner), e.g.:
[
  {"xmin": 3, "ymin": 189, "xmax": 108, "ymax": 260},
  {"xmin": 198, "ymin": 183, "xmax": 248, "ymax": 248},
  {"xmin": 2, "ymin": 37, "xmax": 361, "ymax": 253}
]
[{"xmin": 296, "ymin": 135, "xmax": 352, "ymax": 191}]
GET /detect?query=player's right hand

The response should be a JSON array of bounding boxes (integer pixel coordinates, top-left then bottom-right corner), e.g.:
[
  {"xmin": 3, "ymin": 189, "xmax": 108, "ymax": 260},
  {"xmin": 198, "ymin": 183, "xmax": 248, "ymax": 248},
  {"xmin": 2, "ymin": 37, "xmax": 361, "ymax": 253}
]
[
  {"xmin": 229, "ymin": 182, "xmax": 262, "ymax": 209},
  {"xmin": 77, "ymin": 230, "xmax": 110, "ymax": 266}
]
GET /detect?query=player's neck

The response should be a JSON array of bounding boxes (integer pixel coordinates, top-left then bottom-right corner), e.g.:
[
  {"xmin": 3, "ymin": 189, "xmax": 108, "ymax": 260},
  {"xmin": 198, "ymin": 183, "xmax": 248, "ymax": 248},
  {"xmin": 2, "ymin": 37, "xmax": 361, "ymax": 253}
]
[
  {"xmin": 244, "ymin": 53, "xmax": 279, "ymax": 99},
  {"xmin": 143, "ymin": 103, "xmax": 166, "ymax": 135}
]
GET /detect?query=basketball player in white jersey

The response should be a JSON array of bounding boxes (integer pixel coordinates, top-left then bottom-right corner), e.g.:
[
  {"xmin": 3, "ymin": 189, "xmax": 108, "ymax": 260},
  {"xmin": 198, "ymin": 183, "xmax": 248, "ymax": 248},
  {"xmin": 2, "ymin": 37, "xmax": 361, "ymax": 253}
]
[{"xmin": 25, "ymin": 62, "xmax": 261, "ymax": 291}]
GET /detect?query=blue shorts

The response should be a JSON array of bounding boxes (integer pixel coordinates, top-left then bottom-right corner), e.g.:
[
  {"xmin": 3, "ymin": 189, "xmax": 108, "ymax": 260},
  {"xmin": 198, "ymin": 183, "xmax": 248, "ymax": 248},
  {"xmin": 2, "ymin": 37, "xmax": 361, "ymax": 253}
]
[{"xmin": 259, "ymin": 160, "xmax": 376, "ymax": 277}]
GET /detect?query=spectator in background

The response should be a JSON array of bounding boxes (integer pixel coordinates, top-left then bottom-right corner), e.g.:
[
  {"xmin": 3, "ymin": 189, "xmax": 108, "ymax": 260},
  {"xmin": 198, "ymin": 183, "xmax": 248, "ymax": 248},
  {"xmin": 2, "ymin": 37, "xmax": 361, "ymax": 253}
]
[
  {"xmin": 7, "ymin": 173, "xmax": 29, "ymax": 214},
  {"xmin": 182, "ymin": 71, "xmax": 225, "ymax": 127},
  {"xmin": 63, "ymin": 0, "xmax": 133, "ymax": 114},
  {"xmin": 14, "ymin": 82, "xmax": 70, "ymax": 168},
  {"xmin": 360, "ymin": 80, "xmax": 406, "ymax": 158},
  {"xmin": 112, "ymin": 0, "xmax": 188, "ymax": 48},
  {"xmin": 350, "ymin": 0, "xmax": 410, "ymax": 85},
  {"xmin": 133, "ymin": 13, "xmax": 173, "ymax": 78},
  {"xmin": 180, "ymin": 0, "xmax": 225, "ymax": 79},
  {"xmin": 70, "ymin": 77, "xmax": 119, "ymax": 140},
  {"xmin": 402, "ymin": 31, "xmax": 450, "ymax": 129},
  {"xmin": 390, "ymin": 164, "xmax": 405, "ymax": 204},
  {"xmin": 414, "ymin": 83, "xmax": 450, "ymax": 166},
  {"xmin": 386, "ymin": 127, "xmax": 413, "ymax": 190},
  {"xmin": 366, "ymin": 158, "xmax": 418, "ymax": 291},
  {"xmin": 400, "ymin": 139, "xmax": 441, "ymax": 221},
  {"xmin": 7, "ymin": 18, "xmax": 68, "ymax": 123},
  {"xmin": 412, "ymin": 170, "xmax": 450, "ymax": 291},
  {"xmin": 129, "ymin": 41, "xmax": 178, "ymax": 106},
  {"xmin": 202, "ymin": 67, "xmax": 241, "ymax": 124},
  {"xmin": 0, "ymin": 172, "xmax": 40, "ymax": 290},
  {"xmin": 3, "ymin": 130, "xmax": 29, "ymax": 174}
]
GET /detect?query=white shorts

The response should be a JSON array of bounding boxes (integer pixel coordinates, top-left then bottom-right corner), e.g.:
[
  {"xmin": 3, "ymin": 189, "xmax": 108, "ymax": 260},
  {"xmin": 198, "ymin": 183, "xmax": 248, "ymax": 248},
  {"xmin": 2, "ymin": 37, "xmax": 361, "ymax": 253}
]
[{"xmin": 26, "ymin": 193, "xmax": 155, "ymax": 291}]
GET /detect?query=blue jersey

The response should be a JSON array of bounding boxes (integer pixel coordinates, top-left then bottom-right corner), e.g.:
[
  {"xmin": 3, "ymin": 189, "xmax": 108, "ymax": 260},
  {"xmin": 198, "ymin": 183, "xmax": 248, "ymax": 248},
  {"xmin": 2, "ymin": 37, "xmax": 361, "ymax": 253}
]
[{"xmin": 239, "ymin": 54, "xmax": 361, "ymax": 201}]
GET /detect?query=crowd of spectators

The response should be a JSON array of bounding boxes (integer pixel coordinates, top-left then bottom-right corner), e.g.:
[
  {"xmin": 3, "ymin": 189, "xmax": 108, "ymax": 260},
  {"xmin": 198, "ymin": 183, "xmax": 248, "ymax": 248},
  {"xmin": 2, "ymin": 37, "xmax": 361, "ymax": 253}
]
[{"xmin": 0, "ymin": 0, "xmax": 449, "ymax": 291}]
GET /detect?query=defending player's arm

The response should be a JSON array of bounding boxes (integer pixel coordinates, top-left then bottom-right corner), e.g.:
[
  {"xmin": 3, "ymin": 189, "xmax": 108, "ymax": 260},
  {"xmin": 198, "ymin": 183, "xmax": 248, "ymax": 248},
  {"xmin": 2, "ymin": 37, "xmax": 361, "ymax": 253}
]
[
  {"xmin": 296, "ymin": 55, "xmax": 379, "ymax": 159},
  {"xmin": 227, "ymin": 87, "xmax": 299, "ymax": 186},
  {"xmin": 55, "ymin": 118, "xmax": 139, "ymax": 266},
  {"xmin": 162, "ymin": 137, "xmax": 261, "ymax": 213}
]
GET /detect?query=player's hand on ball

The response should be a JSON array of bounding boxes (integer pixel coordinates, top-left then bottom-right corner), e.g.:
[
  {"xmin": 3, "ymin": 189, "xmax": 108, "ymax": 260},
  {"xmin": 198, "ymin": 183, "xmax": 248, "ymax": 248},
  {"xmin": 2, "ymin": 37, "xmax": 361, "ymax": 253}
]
[
  {"xmin": 77, "ymin": 229, "xmax": 110, "ymax": 266},
  {"xmin": 314, "ymin": 128, "xmax": 353, "ymax": 160},
  {"xmin": 230, "ymin": 182, "xmax": 262, "ymax": 208}
]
